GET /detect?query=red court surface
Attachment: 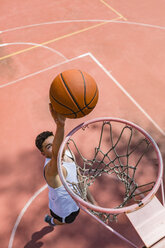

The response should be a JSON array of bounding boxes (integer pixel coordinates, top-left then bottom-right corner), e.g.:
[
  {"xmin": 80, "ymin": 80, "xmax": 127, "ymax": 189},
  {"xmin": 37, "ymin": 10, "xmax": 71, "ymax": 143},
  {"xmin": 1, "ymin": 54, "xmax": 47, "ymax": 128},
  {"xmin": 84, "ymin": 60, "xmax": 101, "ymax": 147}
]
[{"xmin": 0, "ymin": 1, "xmax": 165, "ymax": 248}]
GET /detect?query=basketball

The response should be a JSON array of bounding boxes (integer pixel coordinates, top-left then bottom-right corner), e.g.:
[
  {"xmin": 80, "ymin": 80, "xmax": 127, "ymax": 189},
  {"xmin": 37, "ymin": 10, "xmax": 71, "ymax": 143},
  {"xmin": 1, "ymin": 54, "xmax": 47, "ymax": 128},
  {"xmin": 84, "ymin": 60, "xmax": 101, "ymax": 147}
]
[{"xmin": 49, "ymin": 69, "xmax": 99, "ymax": 118}]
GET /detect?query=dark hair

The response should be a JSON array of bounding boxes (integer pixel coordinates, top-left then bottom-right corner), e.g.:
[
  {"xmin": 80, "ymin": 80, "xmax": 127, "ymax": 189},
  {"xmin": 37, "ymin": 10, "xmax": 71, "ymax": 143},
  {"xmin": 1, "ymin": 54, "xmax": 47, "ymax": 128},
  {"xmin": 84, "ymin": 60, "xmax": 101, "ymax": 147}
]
[{"xmin": 35, "ymin": 131, "xmax": 53, "ymax": 151}]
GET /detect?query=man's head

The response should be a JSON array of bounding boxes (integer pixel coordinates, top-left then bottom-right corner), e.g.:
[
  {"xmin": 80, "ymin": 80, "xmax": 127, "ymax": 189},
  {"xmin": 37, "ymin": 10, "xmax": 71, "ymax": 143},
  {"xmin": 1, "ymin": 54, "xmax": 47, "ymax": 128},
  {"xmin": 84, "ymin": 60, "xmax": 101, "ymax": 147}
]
[{"xmin": 35, "ymin": 131, "xmax": 54, "ymax": 158}]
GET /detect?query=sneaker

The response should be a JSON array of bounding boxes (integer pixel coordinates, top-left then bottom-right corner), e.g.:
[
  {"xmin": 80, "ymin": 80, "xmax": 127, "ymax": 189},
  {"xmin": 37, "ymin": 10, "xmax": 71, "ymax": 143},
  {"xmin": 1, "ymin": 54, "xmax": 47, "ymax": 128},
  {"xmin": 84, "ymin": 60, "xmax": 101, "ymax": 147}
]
[{"xmin": 44, "ymin": 214, "xmax": 56, "ymax": 226}]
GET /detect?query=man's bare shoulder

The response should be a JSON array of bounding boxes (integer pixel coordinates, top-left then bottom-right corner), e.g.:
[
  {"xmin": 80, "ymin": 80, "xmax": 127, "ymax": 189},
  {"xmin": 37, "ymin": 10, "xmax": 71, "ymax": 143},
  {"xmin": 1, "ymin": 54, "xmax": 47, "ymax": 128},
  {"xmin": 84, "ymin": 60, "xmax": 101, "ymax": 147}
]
[{"xmin": 45, "ymin": 159, "xmax": 67, "ymax": 184}]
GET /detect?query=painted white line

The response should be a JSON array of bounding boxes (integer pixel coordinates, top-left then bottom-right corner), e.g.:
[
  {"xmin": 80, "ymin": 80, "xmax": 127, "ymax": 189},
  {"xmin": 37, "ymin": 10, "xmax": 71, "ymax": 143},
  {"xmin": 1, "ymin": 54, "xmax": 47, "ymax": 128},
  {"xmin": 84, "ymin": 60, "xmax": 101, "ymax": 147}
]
[
  {"xmin": 1, "ymin": 50, "xmax": 164, "ymax": 136},
  {"xmin": 117, "ymin": 20, "xmax": 165, "ymax": 30},
  {"xmin": 7, "ymin": 53, "xmax": 90, "ymax": 248},
  {"xmin": 7, "ymin": 51, "xmax": 164, "ymax": 248},
  {"xmin": 88, "ymin": 52, "xmax": 165, "ymax": 136},
  {"xmin": 0, "ymin": 19, "xmax": 165, "ymax": 33},
  {"xmin": 4, "ymin": 16, "xmax": 165, "ymax": 248},
  {"xmin": 8, "ymin": 184, "xmax": 47, "ymax": 248},
  {"xmin": 0, "ymin": 42, "xmax": 68, "ymax": 61},
  {"xmin": 0, "ymin": 20, "xmax": 108, "ymax": 33},
  {"xmin": 0, "ymin": 53, "xmax": 88, "ymax": 89}
]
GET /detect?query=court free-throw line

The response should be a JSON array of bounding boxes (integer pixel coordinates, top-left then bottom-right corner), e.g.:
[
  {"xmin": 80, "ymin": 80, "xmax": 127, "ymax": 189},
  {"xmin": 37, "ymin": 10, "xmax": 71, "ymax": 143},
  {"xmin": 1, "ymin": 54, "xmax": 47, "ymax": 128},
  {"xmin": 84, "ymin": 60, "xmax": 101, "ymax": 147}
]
[
  {"xmin": 0, "ymin": 53, "xmax": 88, "ymax": 89},
  {"xmin": 88, "ymin": 52, "xmax": 165, "ymax": 136},
  {"xmin": 1, "ymin": 49, "xmax": 164, "ymax": 136},
  {"xmin": 1, "ymin": 48, "xmax": 164, "ymax": 135},
  {"xmin": 100, "ymin": 0, "xmax": 127, "ymax": 21},
  {"xmin": 8, "ymin": 184, "xmax": 47, "ymax": 248}
]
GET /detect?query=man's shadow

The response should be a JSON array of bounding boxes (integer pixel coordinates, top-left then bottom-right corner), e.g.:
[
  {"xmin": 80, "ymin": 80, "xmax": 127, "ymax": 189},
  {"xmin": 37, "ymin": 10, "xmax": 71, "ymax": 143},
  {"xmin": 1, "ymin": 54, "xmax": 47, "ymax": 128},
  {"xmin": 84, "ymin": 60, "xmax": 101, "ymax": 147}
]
[{"xmin": 24, "ymin": 226, "xmax": 54, "ymax": 248}]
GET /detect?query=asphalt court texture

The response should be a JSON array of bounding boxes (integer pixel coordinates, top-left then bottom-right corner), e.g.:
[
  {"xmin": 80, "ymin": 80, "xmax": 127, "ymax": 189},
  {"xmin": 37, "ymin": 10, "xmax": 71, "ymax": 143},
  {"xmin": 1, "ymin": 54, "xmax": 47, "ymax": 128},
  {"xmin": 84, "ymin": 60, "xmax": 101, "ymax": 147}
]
[{"xmin": 0, "ymin": 1, "xmax": 165, "ymax": 247}]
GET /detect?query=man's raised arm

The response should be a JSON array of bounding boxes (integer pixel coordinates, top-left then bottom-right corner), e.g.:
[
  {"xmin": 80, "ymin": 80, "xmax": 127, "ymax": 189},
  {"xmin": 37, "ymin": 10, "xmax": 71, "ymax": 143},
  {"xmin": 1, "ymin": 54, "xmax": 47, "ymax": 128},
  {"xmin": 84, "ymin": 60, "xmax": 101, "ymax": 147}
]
[{"xmin": 48, "ymin": 103, "xmax": 66, "ymax": 176}]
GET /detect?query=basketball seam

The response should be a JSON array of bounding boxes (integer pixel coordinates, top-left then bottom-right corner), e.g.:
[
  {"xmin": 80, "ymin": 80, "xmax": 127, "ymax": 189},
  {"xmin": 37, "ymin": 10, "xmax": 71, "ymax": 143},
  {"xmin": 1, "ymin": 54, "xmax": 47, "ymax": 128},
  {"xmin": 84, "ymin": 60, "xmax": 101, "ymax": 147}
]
[
  {"xmin": 61, "ymin": 91, "xmax": 97, "ymax": 117},
  {"xmin": 85, "ymin": 86, "xmax": 98, "ymax": 109},
  {"xmin": 60, "ymin": 73, "xmax": 85, "ymax": 115},
  {"xmin": 79, "ymin": 70, "xmax": 98, "ymax": 109},
  {"xmin": 79, "ymin": 70, "xmax": 87, "ymax": 106},
  {"xmin": 50, "ymin": 93, "xmax": 77, "ymax": 118}
]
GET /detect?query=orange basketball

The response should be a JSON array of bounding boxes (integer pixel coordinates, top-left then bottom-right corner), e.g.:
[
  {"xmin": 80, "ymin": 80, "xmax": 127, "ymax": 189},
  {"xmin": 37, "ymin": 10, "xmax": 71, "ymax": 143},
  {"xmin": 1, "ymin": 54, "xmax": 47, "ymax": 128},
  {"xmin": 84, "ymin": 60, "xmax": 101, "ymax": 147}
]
[{"xmin": 49, "ymin": 69, "xmax": 99, "ymax": 118}]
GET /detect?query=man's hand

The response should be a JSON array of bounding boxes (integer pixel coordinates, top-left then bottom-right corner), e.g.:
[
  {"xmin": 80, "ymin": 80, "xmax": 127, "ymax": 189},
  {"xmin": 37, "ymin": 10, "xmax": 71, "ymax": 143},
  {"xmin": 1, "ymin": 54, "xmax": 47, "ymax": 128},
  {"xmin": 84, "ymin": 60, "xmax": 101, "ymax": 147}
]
[{"xmin": 49, "ymin": 103, "xmax": 66, "ymax": 126}]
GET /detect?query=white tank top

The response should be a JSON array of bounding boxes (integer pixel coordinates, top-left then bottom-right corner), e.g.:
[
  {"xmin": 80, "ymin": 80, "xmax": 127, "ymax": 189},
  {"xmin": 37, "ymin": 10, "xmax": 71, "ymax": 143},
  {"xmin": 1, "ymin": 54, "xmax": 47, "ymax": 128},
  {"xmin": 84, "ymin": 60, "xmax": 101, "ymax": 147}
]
[{"xmin": 44, "ymin": 156, "xmax": 79, "ymax": 218}]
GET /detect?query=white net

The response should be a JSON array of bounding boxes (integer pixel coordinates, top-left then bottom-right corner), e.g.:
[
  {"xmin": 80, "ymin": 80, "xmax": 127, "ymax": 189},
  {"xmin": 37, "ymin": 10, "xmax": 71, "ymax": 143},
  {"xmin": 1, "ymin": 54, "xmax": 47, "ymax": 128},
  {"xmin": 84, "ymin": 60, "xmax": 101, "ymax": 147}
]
[{"xmin": 59, "ymin": 119, "xmax": 162, "ymax": 224}]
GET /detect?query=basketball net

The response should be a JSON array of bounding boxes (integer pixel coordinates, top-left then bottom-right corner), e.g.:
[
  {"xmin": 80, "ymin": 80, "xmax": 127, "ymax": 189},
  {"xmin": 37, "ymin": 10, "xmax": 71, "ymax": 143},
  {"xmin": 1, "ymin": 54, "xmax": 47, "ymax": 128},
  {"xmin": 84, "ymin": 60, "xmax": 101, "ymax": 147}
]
[{"xmin": 58, "ymin": 118, "xmax": 165, "ymax": 248}]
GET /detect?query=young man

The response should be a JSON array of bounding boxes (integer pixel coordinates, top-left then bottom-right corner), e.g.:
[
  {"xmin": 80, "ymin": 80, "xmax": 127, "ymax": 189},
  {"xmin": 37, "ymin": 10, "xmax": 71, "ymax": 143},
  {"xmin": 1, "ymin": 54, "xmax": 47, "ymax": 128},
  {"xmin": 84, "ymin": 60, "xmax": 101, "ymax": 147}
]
[{"xmin": 35, "ymin": 104, "xmax": 96, "ymax": 226}]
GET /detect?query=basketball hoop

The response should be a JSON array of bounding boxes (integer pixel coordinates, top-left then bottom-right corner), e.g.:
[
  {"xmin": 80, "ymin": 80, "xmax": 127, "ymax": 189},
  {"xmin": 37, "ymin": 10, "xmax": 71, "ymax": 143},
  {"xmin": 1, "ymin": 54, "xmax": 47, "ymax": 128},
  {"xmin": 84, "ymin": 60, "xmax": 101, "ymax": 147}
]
[{"xmin": 57, "ymin": 117, "xmax": 164, "ymax": 247}]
